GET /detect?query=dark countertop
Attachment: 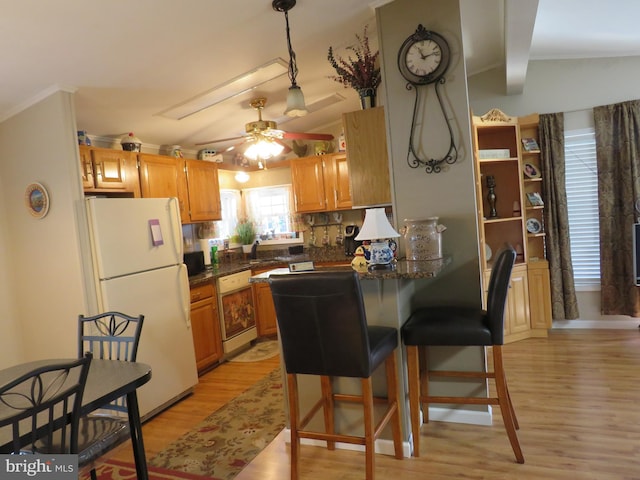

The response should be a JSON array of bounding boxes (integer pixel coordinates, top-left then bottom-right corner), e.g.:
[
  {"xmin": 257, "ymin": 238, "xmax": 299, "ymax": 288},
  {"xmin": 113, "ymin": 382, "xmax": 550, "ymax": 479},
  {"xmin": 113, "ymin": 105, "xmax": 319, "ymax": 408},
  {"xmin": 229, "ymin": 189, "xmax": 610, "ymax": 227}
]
[
  {"xmin": 249, "ymin": 256, "xmax": 452, "ymax": 283},
  {"xmin": 188, "ymin": 248, "xmax": 451, "ymax": 286},
  {"xmin": 188, "ymin": 246, "xmax": 353, "ymax": 287}
]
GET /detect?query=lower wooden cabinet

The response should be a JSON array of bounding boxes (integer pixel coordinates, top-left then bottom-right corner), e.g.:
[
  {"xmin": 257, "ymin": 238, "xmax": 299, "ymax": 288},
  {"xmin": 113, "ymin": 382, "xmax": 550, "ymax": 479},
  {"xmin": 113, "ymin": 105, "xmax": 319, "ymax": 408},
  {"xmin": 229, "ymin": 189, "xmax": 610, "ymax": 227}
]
[
  {"xmin": 527, "ymin": 261, "xmax": 553, "ymax": 331},
  {"xmin": 253, "ymin": 282, "xmax": 278, "ymax": 337},
  {"xmin": 252, "ymin": 267, "xmax": 278, "ymax": 337},
  {"xmin": 482, "ymin": 261, "xmax": 551, "ymax": 343},
  {"xmin": 504, "ymin": 265, "xmax": 531, "ymax": 338},
  {"xmin": 189, "ymin": 282, "xmax": 223, "ymax": 374}
]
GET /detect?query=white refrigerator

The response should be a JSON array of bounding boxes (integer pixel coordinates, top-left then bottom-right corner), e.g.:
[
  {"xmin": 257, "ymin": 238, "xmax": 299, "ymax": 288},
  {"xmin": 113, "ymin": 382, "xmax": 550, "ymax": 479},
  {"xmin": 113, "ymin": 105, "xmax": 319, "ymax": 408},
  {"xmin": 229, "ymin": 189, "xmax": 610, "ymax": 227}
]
[{"xmin": 85, "ymin": 197, "xmax": 198, "ymax": 419}]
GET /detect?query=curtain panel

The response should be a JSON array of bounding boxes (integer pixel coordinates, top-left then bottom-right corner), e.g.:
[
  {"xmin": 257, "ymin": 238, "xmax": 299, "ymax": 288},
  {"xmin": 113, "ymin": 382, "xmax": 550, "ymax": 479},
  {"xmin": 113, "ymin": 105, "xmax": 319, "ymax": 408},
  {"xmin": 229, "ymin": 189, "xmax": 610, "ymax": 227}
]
[
  {"xmin": 539, "ymin": 113, "xmax": 579, "ymax": 320},
  {"xmin": 593, "ymin": 100, "xmax": 640, "ymax": 316}
]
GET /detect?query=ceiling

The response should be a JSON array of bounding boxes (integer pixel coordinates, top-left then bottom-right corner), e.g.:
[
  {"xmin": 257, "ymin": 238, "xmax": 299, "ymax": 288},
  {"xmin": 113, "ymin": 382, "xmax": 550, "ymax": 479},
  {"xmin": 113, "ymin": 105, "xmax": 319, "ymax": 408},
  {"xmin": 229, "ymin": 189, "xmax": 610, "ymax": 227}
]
[{"xmin": 2, "ymin": 0, "xmax": 640, "ymax": 157}]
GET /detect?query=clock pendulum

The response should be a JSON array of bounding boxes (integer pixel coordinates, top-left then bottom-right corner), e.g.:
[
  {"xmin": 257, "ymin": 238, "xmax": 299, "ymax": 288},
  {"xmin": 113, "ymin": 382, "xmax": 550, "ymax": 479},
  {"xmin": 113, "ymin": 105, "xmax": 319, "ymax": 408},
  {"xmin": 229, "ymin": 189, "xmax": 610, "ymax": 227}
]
[{"xmin": 397, "ymin": 24, "xmax": 458, "ymax": 174}]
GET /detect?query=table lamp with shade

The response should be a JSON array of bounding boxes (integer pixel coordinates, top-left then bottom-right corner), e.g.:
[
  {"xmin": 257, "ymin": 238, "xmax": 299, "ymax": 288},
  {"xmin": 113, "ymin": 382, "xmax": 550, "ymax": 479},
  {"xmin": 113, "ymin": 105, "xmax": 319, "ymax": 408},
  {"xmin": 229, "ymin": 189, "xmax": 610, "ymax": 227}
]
[{"xmin": 355, "ymin": 208, "xmax": 400, "ymax": 270}]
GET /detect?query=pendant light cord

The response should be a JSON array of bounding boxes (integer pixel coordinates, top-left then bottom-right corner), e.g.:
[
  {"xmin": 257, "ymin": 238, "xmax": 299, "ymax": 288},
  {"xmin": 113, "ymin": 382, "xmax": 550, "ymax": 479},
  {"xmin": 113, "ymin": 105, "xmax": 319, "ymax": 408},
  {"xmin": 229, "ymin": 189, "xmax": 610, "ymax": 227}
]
[{"xmin": 284, "ymin": 10, "xmax": 299, "ymax": 88}]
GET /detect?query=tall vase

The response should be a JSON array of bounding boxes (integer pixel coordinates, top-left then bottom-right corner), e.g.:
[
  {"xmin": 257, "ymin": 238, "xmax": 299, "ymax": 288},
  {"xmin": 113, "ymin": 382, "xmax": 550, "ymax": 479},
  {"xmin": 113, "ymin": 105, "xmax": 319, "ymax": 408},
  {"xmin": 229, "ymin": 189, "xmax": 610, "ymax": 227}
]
[{"xmin": 358, "ymin": 88, "xmax": 376, "ymax": 109}]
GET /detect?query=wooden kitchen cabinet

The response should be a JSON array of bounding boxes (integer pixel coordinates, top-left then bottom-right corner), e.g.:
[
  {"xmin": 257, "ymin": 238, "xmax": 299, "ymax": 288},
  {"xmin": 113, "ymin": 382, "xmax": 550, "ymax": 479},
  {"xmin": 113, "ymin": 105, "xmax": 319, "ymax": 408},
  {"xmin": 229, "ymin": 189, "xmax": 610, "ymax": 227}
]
[
  {"xmin": 190, "ymin": 282, "xmax": 223, "ymax": 374},
  {"xmin": 504, "ymin": 265, "xmax": 531, "ymax": 338},
  {"xmin": 138, "ymin": 154, "xmax": 221, "ymax": 223},
  {"xmin": 483, "ymin": 264, "xmax": 531, "ymax": 341},
  {"xmin": 290, "ymin": 153, "xmax": 351, "ymax": 213},
  {"xmin": 184, "ymin": 159, "xmax": 222, "ymax": 222},
  {"xmin": 80, "ymin": 145, "xmax": 140, "ymax": 196},
  {"xmin": 342, "ymin": 106, "xmax": 391, "ymax": 207},
  {"xmin": 252, "ymin": 266, "xmax": 279, "ymax": 337},
  {"xmin": 253, "ymin": 281, "xmax": 278, "ymax": 337},
  {"xmin": 138, "ymin": 153, "xmax": 190, "ymax": 222},
  {"xmin": 527, "ymin": 261, "xmax": 553, "ymax": 331}
]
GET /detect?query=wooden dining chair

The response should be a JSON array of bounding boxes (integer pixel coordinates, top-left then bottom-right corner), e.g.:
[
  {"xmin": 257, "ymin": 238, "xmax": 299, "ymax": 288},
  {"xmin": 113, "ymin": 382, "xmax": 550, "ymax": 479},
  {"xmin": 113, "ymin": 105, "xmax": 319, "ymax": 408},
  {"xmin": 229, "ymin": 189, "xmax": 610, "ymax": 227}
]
[
  {"xmin": 0, "ymin": 354, "xmax": 92, "ymax": 455},
  {"xmin": 269, "ymin": 271, "xmax": 404, "ymax": 480},
  {"xmin": 77, "ymin": 311, "xmax": 145, "ymax": 479}
]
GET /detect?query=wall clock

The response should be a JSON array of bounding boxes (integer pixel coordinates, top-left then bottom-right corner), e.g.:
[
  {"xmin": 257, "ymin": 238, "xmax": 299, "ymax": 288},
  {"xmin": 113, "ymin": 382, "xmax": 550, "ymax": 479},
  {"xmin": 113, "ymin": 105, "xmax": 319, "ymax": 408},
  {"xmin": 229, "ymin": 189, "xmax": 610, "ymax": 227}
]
[{"xmin": 397, "ymin": 25, "xmax": 458, "ymax": 174}]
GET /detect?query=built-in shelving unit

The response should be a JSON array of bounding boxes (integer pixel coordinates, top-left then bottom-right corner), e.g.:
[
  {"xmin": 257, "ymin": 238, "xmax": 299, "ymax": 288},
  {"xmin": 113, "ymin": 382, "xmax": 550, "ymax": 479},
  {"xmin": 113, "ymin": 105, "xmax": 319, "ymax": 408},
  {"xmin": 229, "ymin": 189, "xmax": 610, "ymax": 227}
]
[{"xmin": 472, "ymin": 109, "xmax": 552, "ymax": 342}]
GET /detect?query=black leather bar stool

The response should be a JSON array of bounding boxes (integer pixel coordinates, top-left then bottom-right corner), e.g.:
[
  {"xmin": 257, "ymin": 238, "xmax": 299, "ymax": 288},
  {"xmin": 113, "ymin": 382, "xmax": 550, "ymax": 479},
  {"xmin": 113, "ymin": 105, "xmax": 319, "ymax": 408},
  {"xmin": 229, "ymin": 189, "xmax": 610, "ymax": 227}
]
[
  {"xmin": 401, "ymin": 245, "xmax": 524, "ymax": 463},
  {"xmin": 269, "ymin": 270, "xmax": 404, "ymax": 480}
]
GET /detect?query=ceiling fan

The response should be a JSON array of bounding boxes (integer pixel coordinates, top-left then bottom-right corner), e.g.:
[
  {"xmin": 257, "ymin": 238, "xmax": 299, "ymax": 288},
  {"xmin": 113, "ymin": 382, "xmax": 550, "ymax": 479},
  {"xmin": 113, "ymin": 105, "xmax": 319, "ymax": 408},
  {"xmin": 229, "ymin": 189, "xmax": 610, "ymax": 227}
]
[{"xmin": 196, "ymin": 97, "xmax": 334, "ymax": 157}]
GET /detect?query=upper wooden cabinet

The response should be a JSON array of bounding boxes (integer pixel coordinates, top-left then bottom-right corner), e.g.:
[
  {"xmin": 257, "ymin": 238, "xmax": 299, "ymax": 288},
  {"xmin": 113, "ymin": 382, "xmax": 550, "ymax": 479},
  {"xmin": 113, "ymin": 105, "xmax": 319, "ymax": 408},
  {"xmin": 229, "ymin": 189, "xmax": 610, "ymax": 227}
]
[
  {"xmin": 138, "ymin": 154, "xmax": 221, "ymax": 223},
  {"xmin": 138, "ymin": 153, "xmax": 190, "ymax": 223},
  {"xmin": 342, "ymin": 106, "xmax": 392, "ymax": 207},
  {"xmin": 184, "ymin": 159, "xmax": 222, "ymax": 222},
  {"xmin": 290, "ymin": 153, "xmax": 351, "ymax": 213},
  {"xmin": 80, "ymin": 145, "xmax": 140, "ymax": 197}
]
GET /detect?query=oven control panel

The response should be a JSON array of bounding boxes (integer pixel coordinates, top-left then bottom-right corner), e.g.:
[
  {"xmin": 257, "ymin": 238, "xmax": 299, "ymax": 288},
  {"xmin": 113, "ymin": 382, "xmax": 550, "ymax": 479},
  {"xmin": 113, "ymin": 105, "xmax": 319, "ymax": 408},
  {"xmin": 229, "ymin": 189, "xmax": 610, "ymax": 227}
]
[{"xmin": 217, "ymin": 269, "xmax": 252, "ymax": 295}]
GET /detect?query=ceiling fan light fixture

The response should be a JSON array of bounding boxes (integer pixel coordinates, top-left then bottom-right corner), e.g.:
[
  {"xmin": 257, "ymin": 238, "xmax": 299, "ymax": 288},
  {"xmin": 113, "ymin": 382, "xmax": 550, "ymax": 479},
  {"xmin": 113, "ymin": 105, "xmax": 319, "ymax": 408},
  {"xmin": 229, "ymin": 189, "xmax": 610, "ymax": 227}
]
[
  {"xmin": 273, "ymin": 0, "xmax": 308, "ymax": 117},
  {"xmin": 284, "ymin": 85, "xmax": 308, "ymax": 117},
  {"xmin": 244, "ymin": 138, "xmax": 285, "ymax": 160}
]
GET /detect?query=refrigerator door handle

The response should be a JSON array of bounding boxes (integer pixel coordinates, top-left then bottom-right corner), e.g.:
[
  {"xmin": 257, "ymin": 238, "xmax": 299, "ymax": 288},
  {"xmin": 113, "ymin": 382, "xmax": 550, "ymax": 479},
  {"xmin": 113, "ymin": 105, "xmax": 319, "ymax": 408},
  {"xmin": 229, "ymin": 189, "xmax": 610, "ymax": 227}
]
[
  {"xmin": 178, "ymin": 264, "xmax": 191, "ymax": 328},
  {"xmin": 168, "ymin": 197, "xmax": 184, "ymax": 259}
]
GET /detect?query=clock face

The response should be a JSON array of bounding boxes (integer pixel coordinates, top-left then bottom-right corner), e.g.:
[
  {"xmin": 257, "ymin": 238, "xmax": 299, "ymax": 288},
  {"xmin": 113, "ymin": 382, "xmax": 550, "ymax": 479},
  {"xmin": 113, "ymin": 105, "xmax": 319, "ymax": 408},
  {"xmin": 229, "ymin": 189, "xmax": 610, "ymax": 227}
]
[
  {"xmin": 397, "ymin": 27, "xmax": 450, "ymax": 85},
  {"xmin": 405, "ymin": 39, "xmax": 442, "ymax": 77}
]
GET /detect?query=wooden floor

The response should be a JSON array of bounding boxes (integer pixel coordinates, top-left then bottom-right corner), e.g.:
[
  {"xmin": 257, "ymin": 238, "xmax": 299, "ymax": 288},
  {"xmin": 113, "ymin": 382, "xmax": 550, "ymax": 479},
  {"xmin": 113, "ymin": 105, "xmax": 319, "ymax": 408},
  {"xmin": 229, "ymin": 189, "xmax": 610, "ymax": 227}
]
[{"xmin": 112, "ymin": 330, "xmax": 640, "ymax": 479}]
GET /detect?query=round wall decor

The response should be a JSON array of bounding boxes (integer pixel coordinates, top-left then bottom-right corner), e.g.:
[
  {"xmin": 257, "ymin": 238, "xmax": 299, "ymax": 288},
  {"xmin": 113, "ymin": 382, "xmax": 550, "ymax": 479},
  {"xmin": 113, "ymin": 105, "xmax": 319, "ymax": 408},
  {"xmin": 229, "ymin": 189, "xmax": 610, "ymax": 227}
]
[{"xmin": 25, "ymin": 182, "xmax": 50, "ymax": 219}]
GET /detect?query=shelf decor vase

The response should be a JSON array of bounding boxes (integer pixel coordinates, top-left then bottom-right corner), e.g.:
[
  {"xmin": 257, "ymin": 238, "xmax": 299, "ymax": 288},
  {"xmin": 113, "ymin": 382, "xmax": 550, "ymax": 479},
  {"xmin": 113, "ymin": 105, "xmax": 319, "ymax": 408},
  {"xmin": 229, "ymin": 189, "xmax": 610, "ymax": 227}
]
[
  {"xmin": 402, "ymin": 217, "xmax": 446, "ymax": 261},
  {"xmin": 358, "ymin": 88, "xmax": 376, "ymax": 109}
]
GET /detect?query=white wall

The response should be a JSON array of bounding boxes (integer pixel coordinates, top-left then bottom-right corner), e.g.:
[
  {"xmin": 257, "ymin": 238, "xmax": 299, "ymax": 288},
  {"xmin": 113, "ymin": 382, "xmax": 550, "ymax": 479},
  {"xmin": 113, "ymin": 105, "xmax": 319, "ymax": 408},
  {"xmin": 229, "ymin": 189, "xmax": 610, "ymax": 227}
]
[
  {"xmin": 0, "ymin": 138, "xmax": 22, "ymax": 365},
  {"xmin": 0, "ymin": 90, "xmax": 88, "ymax": 366},
  {"xmin": 468, "ymin": 56, "xmax": 640, "ymax": 323}
]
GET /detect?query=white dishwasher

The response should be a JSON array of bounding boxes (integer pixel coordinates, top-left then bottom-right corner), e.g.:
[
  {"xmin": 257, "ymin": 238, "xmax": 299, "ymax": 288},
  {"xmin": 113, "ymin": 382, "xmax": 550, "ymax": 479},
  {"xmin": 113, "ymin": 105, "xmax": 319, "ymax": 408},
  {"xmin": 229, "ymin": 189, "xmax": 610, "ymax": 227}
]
[{"xmin": 217, "ymin": 269, "xmax": 257, "ymax": 355}]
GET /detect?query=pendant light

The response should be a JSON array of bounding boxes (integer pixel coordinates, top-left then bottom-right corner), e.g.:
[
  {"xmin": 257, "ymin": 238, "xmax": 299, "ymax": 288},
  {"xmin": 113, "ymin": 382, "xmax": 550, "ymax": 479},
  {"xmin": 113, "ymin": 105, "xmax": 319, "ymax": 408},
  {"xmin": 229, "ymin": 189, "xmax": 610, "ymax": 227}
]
[{"xmin": 273, "ymin": 0, "xmax": 308, "ymax": 117}]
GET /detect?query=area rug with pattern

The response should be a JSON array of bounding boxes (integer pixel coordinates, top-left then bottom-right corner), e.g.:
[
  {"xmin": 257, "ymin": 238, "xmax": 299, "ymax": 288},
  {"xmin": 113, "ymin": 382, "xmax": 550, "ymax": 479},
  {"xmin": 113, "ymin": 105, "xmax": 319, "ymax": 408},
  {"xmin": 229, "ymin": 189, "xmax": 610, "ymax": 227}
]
[
  {"xmin": 228, "ymin": 340, "xmax": 279, "ymax": 363},
  {"xmin": 148, "ymin": 367, "xmax": 285, "ymax": 480},
  {"xmin": 87, "ymin": 458, "xmax": 215, "ymax": 480}
]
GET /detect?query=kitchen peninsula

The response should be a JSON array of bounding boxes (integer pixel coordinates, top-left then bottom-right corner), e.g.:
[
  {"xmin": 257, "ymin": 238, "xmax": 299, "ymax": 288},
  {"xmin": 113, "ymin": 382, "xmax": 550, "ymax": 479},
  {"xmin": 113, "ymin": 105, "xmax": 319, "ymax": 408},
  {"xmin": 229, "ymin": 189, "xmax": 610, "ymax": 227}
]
[{"xmin": 250, "ymin": 257, "xmax": 452, "ymax": 457}]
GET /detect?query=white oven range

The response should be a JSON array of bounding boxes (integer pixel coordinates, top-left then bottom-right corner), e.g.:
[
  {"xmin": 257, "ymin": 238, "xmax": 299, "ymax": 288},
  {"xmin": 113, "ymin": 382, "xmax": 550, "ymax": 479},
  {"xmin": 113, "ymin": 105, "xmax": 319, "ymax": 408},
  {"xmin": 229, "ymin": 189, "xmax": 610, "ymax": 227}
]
[{"xmin": 217, "ymin": 269, "xmax": 257, "ymax": 355}]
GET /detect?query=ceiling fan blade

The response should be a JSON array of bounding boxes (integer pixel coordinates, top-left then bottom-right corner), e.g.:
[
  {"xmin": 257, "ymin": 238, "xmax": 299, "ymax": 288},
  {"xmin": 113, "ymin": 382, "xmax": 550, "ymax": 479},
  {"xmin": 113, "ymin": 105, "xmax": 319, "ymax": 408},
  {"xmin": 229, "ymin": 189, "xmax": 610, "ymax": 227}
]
[
  {"xmin": 195, "ymin": 135, "xmax": 247, "ymax": 146},
  {"xmin": 282, "ymin": 132, "xmax": 334, "ymax": 141}
]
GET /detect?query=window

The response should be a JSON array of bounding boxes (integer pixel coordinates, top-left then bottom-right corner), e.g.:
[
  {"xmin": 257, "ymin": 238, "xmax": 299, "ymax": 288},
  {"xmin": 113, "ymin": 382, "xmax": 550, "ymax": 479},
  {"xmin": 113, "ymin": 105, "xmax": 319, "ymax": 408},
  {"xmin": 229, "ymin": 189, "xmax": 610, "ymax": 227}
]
[
  {"xmin": 564, "ymin": 128, "xmax": 600, "ymax": 288},
  {"xmin": 217, "ymin": 189, "xmax": 241, "ymax": 239},
  {"xmin": 243, "ymin": 185, "xmax": 293, "ymax": 236}
]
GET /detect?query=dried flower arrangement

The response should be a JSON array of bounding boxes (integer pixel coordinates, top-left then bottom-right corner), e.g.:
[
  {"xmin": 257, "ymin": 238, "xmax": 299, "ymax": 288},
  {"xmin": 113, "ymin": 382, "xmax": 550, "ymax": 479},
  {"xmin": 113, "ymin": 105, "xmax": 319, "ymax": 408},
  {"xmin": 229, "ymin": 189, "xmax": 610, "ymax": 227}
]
[{"xmin": 327, "ymin": 25, "xmax": 381, "ymax": 93}]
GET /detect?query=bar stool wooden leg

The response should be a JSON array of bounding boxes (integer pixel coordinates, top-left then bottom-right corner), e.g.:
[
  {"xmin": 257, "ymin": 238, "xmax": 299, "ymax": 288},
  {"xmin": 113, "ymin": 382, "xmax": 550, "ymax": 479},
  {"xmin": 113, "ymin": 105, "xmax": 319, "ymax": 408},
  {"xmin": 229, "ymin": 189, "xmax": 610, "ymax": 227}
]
[
  {"xmin": 419, "ymin": 346, "xmax": 429, "ymax": 423},
  {"xmin": 287, "ymin": 373, "xmax": 301, "ymax": 480},
  {"xmin": 406, "ymin": 345, "xmax": 421, "ymax": 457},
  {"xmin": 362, "ymin": 377, "xmax": 375, "ymax": 480},
  {"xmin": 320, "ymin": 376, "xmax": 336, "ymax": 451},
  {"xmin": 492, "ymin": 346, "xmax": 524, "ymax": 464}
]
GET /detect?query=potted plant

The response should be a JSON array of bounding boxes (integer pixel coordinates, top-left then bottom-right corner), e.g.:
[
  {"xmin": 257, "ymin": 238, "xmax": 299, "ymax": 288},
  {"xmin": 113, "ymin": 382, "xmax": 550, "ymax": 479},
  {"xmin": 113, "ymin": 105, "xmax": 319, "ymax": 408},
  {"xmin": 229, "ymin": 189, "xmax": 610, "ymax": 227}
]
[
  {"xmin": 236, "ymin": 219, "xmax": 257, "ymax": 253},
  {"xmin": 327, "ymin": 25, "xmax": 381, "ymax": 109}
]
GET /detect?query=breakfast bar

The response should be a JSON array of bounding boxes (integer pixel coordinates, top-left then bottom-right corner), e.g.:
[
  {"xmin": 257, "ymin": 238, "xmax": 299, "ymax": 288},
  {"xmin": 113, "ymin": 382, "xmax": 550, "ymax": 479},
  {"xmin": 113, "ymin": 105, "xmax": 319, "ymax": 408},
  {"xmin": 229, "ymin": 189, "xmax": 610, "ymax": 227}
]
[{"xmin": 250, "ymin": 258, "xmax": 452, "ymax": 456}]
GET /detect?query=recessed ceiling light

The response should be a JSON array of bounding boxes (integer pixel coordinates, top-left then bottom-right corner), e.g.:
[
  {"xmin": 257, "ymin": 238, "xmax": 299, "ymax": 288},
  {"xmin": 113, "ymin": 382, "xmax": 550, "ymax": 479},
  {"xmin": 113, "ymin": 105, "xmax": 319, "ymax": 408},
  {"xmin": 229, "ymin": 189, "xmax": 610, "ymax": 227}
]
[{"xmin": 157, "ymin": 58, "xmax": 289, "ymax": 120}]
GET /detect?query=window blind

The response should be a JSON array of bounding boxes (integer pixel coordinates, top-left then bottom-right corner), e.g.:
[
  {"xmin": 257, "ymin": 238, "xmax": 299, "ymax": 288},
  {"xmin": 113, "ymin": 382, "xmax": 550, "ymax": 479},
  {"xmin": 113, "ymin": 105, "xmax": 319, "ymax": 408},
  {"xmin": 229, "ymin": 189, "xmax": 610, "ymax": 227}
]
[{"xmin": 564, "ymin": 128, "xmax": 600, "ymax": 287}]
